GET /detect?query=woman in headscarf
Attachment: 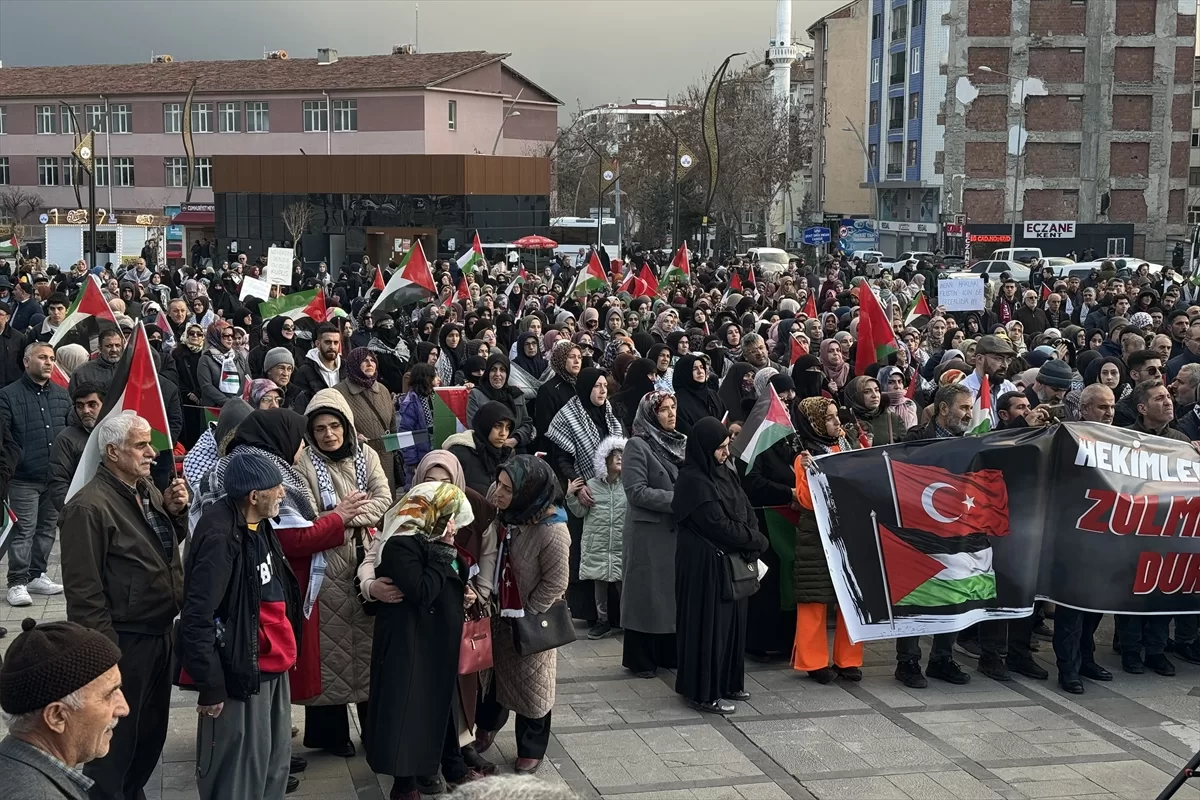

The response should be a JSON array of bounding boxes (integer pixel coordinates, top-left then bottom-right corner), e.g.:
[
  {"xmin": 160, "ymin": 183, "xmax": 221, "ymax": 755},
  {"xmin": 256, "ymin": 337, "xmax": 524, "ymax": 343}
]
[
  {"xmin": 673, "ymin": 417, "xmax": 768, "ymax": 714},
  {"xmin": 876, "ymin": 366, "xmax": 919, "ymax": 431},
  {"xmin": 54, "ymin": 343, "xmax": 89, "ymax": 378},
  {"xmin": 717, "ymin": 363, "xmax": 758, "ymax": 425},
  {"xmin": 791, "ymin": 354, "xmax": 832, "ymax": 402},
  {"xmin": 545, "ymin": 367, "xmax": 622, "ymax": 623},
  {"xmin": 169, "ymin": 322, "xmax": 208, "ymax": 445},
  {"xmin": 620, "ymin": 391, "xmax": 687, "ymax": 677},
  {"xmin": 364, "ymin": 480, "xmax": 477, "ymax": 798},
  {"xmin": 671, "ymin": 354, "xmax": 725, "ymax": 435},
  {"xmin": 365, "ymin": 315, "xmax": 410, "ymax": 395},
  {"xmin": 819, "ymin": 338, "xmax": 849, "ymax": 394},
  {"xmin": 646, "ymin": 343, "xmax": 673, "ymax": 390},
  {"xmin": 358, "ymin": 450, "xmax": 499, "ymax": 781},
  {"xmin": 609, "ymin": 350, "xmax": 637, "ymax": 394},
  {"xmin": 611, "ymin": 357, "xmax": 658, "ymax": 433},
  {"xmin": 650, "ymin": 309, "xmax": 679, "ymax": 343},
  {"xmin": 242, "ymin": 377, "xmax": 284, "ymax": 409},
  {"xmin": 189, "ymin": 294, "xmax": 216, "ymax": 330},
  {"xmin": 435, "ymin": 323, "xmax": 467, "ymax": 386},
  {"xmin": 196, "ymin": 320, "xmax": 248, "ymax": 407},
  {"xmin": 532, "ymin": 340, "xmax": 581, "ymax": 455},
  {"xmin": 511, "ymin": 331, "xmax": 547, "ymax": 385},
  {"xmin": 456, "ymin": 355, "xmax": 488, "ymax": 388},
  {"xmin": 446, "ymin": 401, "xmax": 516, "ymax": 497},
  {"xmin": 293, "ymin": 389, "xmax": 392, "ymax": 760},
  {"xmin": 473, "ymin": 456, "xmax": 570, "ymax": 776},
  {"xmin": 335, "ymin": 348, "xmax": 399, "ymax": 494},
  {"xmin": 466, "ymin": 354, "xmax": 534, "ymax": 453},
  {"xmin": 666, "ymin": 330, "xmax": 690, "ymax": 364},
  {"xmin": 843, "ymin": 375, "xmax": 905, "ymax": 446},
  {"xmin": 395, "ymin": 363, "xmax": 439, "ymax": 488}
]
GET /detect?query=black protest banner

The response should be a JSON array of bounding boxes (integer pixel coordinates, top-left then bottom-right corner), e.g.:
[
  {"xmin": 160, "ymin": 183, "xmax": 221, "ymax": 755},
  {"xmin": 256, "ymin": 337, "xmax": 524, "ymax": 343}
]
[{"xmin": 808, "ymin": 421, "xmax": 1200, "ymax": 643}]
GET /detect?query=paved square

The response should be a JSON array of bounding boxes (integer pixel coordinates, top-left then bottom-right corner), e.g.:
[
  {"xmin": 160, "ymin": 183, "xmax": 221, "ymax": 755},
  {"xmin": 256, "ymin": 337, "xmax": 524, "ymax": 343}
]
[{"xmin": 3, "ymin": 550, "xmax": 1199, "ymax": 799}]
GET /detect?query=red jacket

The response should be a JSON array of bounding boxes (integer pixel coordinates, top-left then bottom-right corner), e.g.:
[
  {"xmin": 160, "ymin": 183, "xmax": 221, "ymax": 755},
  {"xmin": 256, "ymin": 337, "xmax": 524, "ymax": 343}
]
[{"xmin": 276, "ymin": 513, "xmax": 346, "ymax": 701}]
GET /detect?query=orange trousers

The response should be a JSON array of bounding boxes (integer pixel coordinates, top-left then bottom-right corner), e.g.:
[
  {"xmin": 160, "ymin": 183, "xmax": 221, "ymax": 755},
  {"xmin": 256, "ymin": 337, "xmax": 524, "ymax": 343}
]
[{"xmin": 791, "ymin": 603, "xmax": 864, "ymax": 671}]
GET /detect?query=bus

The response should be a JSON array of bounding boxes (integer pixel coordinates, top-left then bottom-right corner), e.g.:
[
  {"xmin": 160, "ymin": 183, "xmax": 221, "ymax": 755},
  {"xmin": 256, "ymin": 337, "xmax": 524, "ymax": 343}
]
[{"xmin": 549, "ymin": 217, "xmax": 619, "ymax": 264}]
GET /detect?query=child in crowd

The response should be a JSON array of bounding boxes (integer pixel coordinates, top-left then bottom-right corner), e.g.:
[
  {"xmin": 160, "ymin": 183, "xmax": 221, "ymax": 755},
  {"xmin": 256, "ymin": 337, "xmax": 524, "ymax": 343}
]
[{"xmin": 567, "ymin": 435, "xmax": 627, "ymax": 640}]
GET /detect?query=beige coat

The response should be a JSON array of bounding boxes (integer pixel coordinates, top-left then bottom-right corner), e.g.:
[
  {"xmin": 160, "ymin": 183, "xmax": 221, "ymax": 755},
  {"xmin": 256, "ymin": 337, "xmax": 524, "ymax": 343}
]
[
  {"xmin": 334, "ymin": 378, "xmax": 398, "ymax": 494},
  {"xmin": 492, "ymin": 517, "xmax": 570, "ymax": 719},
  {"xmin": 295, "ymin": 388, "xmax": 393, "ymax": 706}
]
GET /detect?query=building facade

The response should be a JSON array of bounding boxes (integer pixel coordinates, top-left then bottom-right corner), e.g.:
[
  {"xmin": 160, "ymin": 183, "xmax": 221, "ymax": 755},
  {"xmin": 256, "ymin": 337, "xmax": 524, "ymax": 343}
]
[
  {"xmin": 808, "ymin": 0, "xmax": 873, "ymax": 223},
  {"xmin": 944, "ymin": 0, "xmax": 1196, "ymax": 262},
  {"xmin": 0, "ymin": 48, "xmax": 560, "ymax": 254},
  {"xmin": 867, "ymin": 0, "xmax": 950, "ymax": 257}
]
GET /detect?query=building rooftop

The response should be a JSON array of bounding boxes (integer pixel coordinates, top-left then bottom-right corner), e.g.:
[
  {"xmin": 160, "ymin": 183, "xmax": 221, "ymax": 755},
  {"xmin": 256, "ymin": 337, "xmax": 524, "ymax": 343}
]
[{"xmin": 0, "ymin": 50, "xmax": 559, "ymax": 100}]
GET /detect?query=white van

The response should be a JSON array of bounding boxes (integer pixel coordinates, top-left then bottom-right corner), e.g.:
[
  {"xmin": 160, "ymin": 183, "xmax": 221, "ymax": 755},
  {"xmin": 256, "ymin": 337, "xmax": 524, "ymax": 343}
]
[
  {"xmin": 745, "ymin": 247, "xmax": 792, "ymax": 276},
  {"xmin": 990, "ymin": 247, "xmax": 1043, "ymax": 264}
]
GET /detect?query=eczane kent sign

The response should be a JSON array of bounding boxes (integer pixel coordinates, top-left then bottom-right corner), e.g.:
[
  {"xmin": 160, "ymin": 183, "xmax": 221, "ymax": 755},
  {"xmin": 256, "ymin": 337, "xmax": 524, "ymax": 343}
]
[{"xmin": 1023, "ymin": 220, "xmax": 1076, "ymax": 238}]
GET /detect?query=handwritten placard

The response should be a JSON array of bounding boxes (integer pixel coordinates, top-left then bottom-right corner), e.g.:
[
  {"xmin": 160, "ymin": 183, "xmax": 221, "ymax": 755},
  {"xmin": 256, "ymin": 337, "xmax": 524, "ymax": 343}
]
[
  {"xmin": 265, "ymin": 247, "xmax": 293, "ymax": 286},
  {"xmin": 239, "ymin": 276, "xmax": 271, "ymax": 302},
  {"xmin": 938, "ymin": 278, "xmax": 985, "ymax": 311}
]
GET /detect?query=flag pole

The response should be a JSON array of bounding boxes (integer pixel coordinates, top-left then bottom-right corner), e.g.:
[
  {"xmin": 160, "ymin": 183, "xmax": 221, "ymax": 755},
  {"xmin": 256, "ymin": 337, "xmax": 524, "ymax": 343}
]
[
  {"xmin": 871, "ymin": 510, "xmax": 896, "ymax": 630},
  {"xmin": 881, "ymin": 450, "xmax": 903, "ymax": 525}
]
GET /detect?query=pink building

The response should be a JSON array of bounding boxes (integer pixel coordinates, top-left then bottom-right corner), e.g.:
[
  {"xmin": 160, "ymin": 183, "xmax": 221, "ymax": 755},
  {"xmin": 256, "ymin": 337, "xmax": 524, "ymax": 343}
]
[{"xmin": 0, "ymin": 48, "xmax": 561, "ymax": 231}]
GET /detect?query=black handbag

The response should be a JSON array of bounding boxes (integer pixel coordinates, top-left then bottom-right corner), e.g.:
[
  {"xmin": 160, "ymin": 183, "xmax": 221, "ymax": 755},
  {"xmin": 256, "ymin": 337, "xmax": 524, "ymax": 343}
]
[
  {"xmin": 720, "ymin": 551, "xmax": 761, "ymax": 601},
  {"xmin": 510, "ymin": 599, "xmax": 577, "ymax": 656}
]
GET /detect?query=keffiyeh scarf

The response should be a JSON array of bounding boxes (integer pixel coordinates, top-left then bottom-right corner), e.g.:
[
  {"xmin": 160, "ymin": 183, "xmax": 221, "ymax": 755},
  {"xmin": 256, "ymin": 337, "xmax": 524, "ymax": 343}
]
[{"xmin": 305, "ymin": 445, "xmax": 371, "ymax": 619}]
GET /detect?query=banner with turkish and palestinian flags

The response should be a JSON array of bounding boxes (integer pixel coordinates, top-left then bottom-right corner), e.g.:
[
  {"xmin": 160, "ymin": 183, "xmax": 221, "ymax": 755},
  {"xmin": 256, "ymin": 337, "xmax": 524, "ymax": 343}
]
[{"xmin": 808, "ymin": 421, "xmax": 1200, "ymax": 643}]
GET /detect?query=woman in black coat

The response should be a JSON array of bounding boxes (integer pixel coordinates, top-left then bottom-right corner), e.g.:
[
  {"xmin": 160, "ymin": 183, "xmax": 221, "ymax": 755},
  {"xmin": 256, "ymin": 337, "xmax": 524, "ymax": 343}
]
[
  {"xmin": 365, "ymin": 482, "xmax": 476, "ymax": 798},
  {"xmin": 671, "ymin": 354, "xmax": 725, "ymax": 435},
  {"xmin": 169, "ymin": 322, "xmax": 208, "ymax": 447},
  {"xmin": 448, "ymin": 401, "xmax": 515, "ymax": 497},
  {"xmin": 672, "ymin": 417, "xmax": 768, "ymax": 714}
]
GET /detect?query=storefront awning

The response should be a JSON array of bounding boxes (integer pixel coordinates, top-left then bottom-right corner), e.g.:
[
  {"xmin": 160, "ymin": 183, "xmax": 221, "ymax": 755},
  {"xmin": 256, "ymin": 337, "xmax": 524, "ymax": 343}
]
[{"xmin": 170, "ymin": 210, "xmax": 215, "ymax": 226}]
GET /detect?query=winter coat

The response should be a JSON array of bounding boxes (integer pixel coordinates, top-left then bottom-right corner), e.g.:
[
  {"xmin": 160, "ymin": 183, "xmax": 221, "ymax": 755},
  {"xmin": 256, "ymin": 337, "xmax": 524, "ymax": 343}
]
[
  {"xmin": 564, "ymin": 438, "xmax": 626, "ymax": 582},
  {"xmin": 467, "ymin": 387, "xmax": 535, "ymax": 451},
  {"xmin": 492, "ymin": 516, "xmax": 569, "ymax": 719},
  {"xmin": 49, "ymin": 407, "xmax": 89, "ymax": 512},
  {"xmin": 792, "ymin": 449, "xmax": 839, "ymax": 605},
  {"xmin": 0, "ymin": 325, "xmax": 26, "ymax": 388},
  {"xmin": 334, "ymin": 378, "xmax": 398, "ymax": 494},
  {"xmin": 293, "ymin": 389, "xmax": 393, "ymax": 705},
  {"xmin": 395, "ymin": 390, "xmax": 433, "ymax": 487},
  {"xmin": 619, "ymin": 436, "xmax": 678, "ymax": 634},
  {"xmin": 0, "ymin": 374, "xmax": 70, "ymax": 482},
  {"xmin": 294, "ymin": 349, "xmax": 345, "ymax": 409},
  {"xmin": 444, "ymin": 430, "xmax": 511, "ymax": 498},
  {"xmin": 196, "ymin": 348, "xmax": 248, "ymax": 407}
]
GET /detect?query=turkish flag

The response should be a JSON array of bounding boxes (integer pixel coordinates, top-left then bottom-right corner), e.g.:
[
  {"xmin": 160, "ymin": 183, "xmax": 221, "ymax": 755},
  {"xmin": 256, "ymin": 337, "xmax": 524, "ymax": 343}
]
[
  {"xmin": 790, "ymin": 335, "xmax": 807, "ymax": 364},
  {"xmin": 890, "ymin": 460, "xmax": 1010, "ymax": 537}
]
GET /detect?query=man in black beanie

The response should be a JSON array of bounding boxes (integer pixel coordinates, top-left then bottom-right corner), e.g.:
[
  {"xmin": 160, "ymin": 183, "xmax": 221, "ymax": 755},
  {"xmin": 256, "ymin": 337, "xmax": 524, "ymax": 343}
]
[{"xmin": 0, "ymin": 618, "xmax": 127, "ymax": 799}]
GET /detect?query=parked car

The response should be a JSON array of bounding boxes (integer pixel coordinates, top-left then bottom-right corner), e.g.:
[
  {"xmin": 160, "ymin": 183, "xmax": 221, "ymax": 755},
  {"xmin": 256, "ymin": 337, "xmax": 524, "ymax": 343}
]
[
  {"xmin": 946, "ymin": 259, "xmax": 1031, "ymax": 284},
  {"xmin": 989, "ymin": 247, "xmax": 1044, "ymax": 264},
  {"xmin": 878, "ymin": 251, "xmax": 937, "ymax": 276}
]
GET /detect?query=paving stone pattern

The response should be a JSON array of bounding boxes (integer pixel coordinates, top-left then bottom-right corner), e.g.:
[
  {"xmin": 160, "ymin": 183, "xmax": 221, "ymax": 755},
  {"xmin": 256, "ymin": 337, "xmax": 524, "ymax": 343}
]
[{"xmin": 2, "ymin": 550, "xmax": 1198, "ymax": 799}]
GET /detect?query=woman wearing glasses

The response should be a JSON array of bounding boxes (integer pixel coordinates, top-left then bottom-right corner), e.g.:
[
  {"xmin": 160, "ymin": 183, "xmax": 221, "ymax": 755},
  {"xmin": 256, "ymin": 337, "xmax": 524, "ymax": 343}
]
[
  {"xmin": 249, "ymin": 317, "xmax": 301, "ymax": 377},
  {"xmin": 197, "ymin": 320, "xmax": 249, "ymax": 408},
  {"xmin": 167, "ymin": 322, "xmax": 210, "ymax": 446}
]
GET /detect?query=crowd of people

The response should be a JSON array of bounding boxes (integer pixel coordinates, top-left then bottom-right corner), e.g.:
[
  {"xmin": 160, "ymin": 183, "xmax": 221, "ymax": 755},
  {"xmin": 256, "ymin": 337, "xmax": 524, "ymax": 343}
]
[{"xmin": 0, "ymin": 243, "xmax": 1196, "ymax": 799}]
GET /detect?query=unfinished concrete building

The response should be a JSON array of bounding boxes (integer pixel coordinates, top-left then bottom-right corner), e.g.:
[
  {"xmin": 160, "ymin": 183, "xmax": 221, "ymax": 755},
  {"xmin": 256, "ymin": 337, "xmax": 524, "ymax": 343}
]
[{"xmin": 943, "ymin": 0, "xmax": 1196, "ymax": 261}]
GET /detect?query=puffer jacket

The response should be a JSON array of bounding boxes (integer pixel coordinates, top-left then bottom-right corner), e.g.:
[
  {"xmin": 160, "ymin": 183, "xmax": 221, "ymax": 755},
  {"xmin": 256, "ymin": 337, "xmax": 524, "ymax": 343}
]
[
  {"xmin": 196, "ymin": 347, "xmax": 248, "ymax": 407},
  {"xmin": 293, "ymin": 388, "xmax": 392, "ymax": 705},
  {"xmin": 564, "ymin": 436, "xmax": 626, "ymax": 583},
  {"xmin": 0, "ymin": 373, "xmax": 70, "ymax": 482},
  {"xmin": 394, "ymin": 390, "xmax": 433, "ymax": 486},
  {"xmin": 792, "ymin": 449, "xmax": 839, "ymax": 605}
]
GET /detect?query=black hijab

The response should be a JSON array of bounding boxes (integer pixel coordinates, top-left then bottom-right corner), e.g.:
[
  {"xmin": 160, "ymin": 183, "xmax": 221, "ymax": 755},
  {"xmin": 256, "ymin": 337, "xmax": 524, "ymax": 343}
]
[
  {"xmin": 477, "ymin": 354, "xmax": 521, "ymax": 405},
  {"xmin": 716, "ymin": 363, "xmax": 757, "ymax": 424},
  {"xmin": 671, "ymin": 416, "xmax": 747, "ymax": 524},
  {"xmin": 575, "ymin": 367, "xmax": 611, "ymax": 438},
  {"xmin": 512, "ymin": 330, "xmax": 546, "ymax": 377},
  {"xmin": 672, "ymin": 354, "xmax": 724, "ymax": 435},
  {"xmin": 791, "ymin": 354, "xmax": 830, "ymax": 400},
  {"xmin": 646, "ymin": 343, "xmax": 671, "ymax": 376},
  {"xmin": 231, "ymin": 408, "xmax": 307, "ymax": 463},
  {"xmin": 612, "ymin": 357, "xmax": 657, "ymax": 430},
  {"xmin": 460, "ymin": 355, "xmax": 487, "ymax": 385},
  {"xmin": 439, "ymin": 323, "xmax": 467, "ymax": 373},
  {"xmin": 307, "ymin": 404, "xmax": 355, "ymax": 462},
  {"xmin": 414, "ymin": 340, "xmax": 439, "ymax": 366},
  {"xmin": 495, "ymin": 311, "xmax": 515, "ymax": 352},
  {"xmin": 471, "ymin": 400, "xmax": 516, "ymax": 480}
]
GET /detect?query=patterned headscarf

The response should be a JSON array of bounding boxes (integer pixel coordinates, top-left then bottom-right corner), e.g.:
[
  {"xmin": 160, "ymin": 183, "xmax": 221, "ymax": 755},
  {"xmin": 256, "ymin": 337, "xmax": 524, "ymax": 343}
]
[
  {"xmin": 632, "ymin": 390, "xmax": 687, "ymax": 467},
  {"xmin": 379, "ymin": 481, "xmax": 474, "ymax": 547},
  {"xmin": 346, "ymin": 347, "xmax": 377, "ymax": 390},
  {"xmin": 242, "ymin": 378, "xmax": 282, "ymax": 408},
  {"xmin": 496, "ymin": 455, "xmax": 561, "ymax": 525},
  {"xmin": 548, "ymin": 339, "xmax": 581, "ymax": 384}
]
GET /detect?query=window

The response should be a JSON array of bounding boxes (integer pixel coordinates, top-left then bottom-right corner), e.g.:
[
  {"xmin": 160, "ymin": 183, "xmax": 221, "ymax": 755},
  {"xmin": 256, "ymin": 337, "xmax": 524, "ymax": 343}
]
[
  {"xmin": 303, "ymin": 100, "xmax": 328, "ymax": 132},
  {"xmin": 112, "ymin": 157, "xmax": 134, "ymax": 187},
  {"xmin": 218, "ymin": 102, "xmax": 240, "ymax": 133},
  {"xmin": 1191, "ymin": 167, "xmax": 1200, "ymax": 186},
  {"xmin": 890, "ymin": 52, "xmax": 906, "ymax": 84},
  {"xmin": 60, "ymin": 105, "xmax": 79, "ymax": 135},
  {"xmin": 911, "ymin": 47, "xmax": 922, "ymax": 74},
  {"xmin": 742, "ymin": 210, "xmax": 756, "ymax": 225},
  {"xmin": 909, "ymin": 92, "xmax": 920, "ymax": 119},
  {"xmin": 0, "ymin": 158, "xmax": 8, "ymax": 185},
  {"xmin": 871, "ymin": 57, "xmax": 881, "ymax": 84},
  {"xmin": 0, "ymin": 106, "xmax": 5, "ymax": 135},
  {"xmin": 889, "ymin": 96, "xmax": 904, "ymax": 129},
  {"xmin": 907, "ymin": 140, "xmax": 918, "ymax": 167},
  {"xmin": 911, "ymin": 0, "xmax": 923, "ymax": 27},
  {"xmin": 887, "ymin": 141, "xmax": 903, "ymax": 176},
  {"xmin": 163, "ymin": 103, "xmax": 182, "ymax": 134},
  {"xmin": 36, "ymin": 106, "xmax": 55, "ymax": 134},
  {"xmin": 868, "ymin": 143, "xmax": 878, "ymax": 167},
  {"xmin": 1189, "ymin": 206, "xmax": 1200, "ymax": 226},
  {"xmin": 194, "ymin": 157, "xmax": 212, "ymax": 188},
  {"xmin": 37, "ymin": 157, "xmax": 59, "ymax": 185},
  {"xmin": 191, "ymin": 102, "xmax": 212, "ymax": 133},
  {"xmin": 1193, "ymin": 128, "xmax": 1199, "ymax": 148},
  {"xmin": 1195, "ymin": 89, "xmax": 1200, "ymax": 108},
  {"xmin": 891, "ymin": 5, "xmax": 908, "ymax": 40},
  {"xmin": 60, "ymin": 157, "xmax": 77, "ymax": 187},
  {"xmin": 94, "ymin": 157, "xmax": 108, "ymax": 187},
  {"xmin": 165, "ymin": 157, "xmax": 189, "ymax": 187},
  {"xmin": 448, "ymin": 100, "xmax": 458, "ymax": 131},
  {"xmin": 246, "ymin": 101, "xmax": 269, "ymax": 132},
  {"xmin": 110, "ymin": 104, "xmax": 131, "ymax": 133},
  {"xmin": 869, "ymin": 100, "xmax": 879, "ymax": 125},
  {"xmin": 86, "ymin": 104, "xmax": 107, "ymax": 133},
  {"xmin": 872, "ymin": 12, "xmax": 882, "ymax": 39},
  {"xmin": 332, "ymin": 99, "xmax": 357, "ymax": 132}
]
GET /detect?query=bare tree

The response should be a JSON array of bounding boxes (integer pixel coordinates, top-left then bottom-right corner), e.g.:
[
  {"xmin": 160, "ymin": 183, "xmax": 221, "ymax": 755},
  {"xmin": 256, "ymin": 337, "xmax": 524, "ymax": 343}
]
[
  {"xmin": 281, "ymin": 202, "xmax": 315, "ymax": 260},
  {"xmin": 0, "ymin": 187, "xmax": 44, "ymax": 232}
]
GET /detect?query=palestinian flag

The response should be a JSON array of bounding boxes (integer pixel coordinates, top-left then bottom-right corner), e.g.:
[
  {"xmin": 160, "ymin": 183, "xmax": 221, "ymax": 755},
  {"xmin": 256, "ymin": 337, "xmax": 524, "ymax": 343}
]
[
  {"xmin": 790, "ymin": 335, "xmax": 807, "ymax": 365},
  {"xmin": 803, "ymin": 292, "xmax": 817, "ymax": 320},
  {"xmin": 433, "ymin": 386, "xmax": 469, "ymax": 447},
  {"xmin": 1041, "ymin": 283, "xmax": 1052, "ymax": 303},
  {"xmin": 50, "ymin": 363, "xmax": 69, "ymax": 389},
  {"xmin": 204, "ymin": 406, "xmax": 222, "ymax": 426},
  {"xmin": 50, "ymin": 274, "xmax": 118, "ymax": 348},
  {"xmin": 904, "ymin": 292, "xmax": 932, "ymax": 328},
  {"xmin": 259, "ymin": 288, "xmax": 328, "ymax": 323},
  {"xmin": 763, "ymin": 506, "xmax": 799, "ymax": 608},
  {"xmin": 455, "ymin": 275, "xmax": 471, "ymax": 302},
  {"xmin": 731, "ymin": 385, "xmax": 794, "ymax": 469},
  {"xmin": 371, "ymin": 239, "xmax": 436, "ymax": 314},
  {"xmin": 747, "ymin": 266, "xmax": 758, "ymax": 293},
  {"xmin": 0, "ymin": 503, "xmax": 16, "ymax": 560},
  {"xmin": 637, "ymin": 264, "xmax": 659, "ymax": 297},
  {"xmin": 381, "ymin": 430, "xmax": 432, "ymax": 452},
  {"xmin": 456, "ymin": 231, "xmax": 484, "ymax": 276},
  {"xmin": 664, "ymin": 242, "xmax": 691, "ymax": 283},
  {"xmin": 569, "ymin": 250, "xmax": 607, "ymax": 296},
  {"xmin": 854, "ymin": 283, "xmax": 899, "ymax": 375},
  {"xmin": 879, "ymin": 524, "xmax": 1000, "ymax": 608},
  {"xmin": 968, "ymin": 375, "xmax": 993, "ymax": 435},
  {"xmin": 66, "ymin": 322, "xmax": 172, "ymax": 503},
  {"xmin": 503, "ymin": 267, "xmax": 528, "ymax": 299},
  {"xmin": 372, "ymin": 265, "xmax": 386, "ymax": 292},
  {"xmin": 729, "ymin": 270, "xmax": 743, "ymax": 293}
]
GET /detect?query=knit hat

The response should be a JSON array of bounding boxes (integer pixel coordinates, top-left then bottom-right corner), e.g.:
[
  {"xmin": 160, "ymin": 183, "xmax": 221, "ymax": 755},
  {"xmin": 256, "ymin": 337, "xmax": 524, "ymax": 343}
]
[
  {"xmin": 1036, "ymin": 359, "xmax": 1074, "ymax": 389},
  {"xmin": 0, "ymin": 618, "xmax": 122, "ymax": 714},
  {"xmin": 264, "ymin": 347, "xmax": 295, "ymax": 373},
  {"xmin": 223, "ymin": 451, "xmax": 283, "ymax": 500}
]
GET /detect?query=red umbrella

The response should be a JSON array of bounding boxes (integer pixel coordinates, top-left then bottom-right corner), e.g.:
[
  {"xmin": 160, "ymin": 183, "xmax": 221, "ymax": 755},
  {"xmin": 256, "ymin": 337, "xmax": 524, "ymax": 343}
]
[{"xmin": 512, "ymin": 234, "xmax": 558, "ymax": 249}]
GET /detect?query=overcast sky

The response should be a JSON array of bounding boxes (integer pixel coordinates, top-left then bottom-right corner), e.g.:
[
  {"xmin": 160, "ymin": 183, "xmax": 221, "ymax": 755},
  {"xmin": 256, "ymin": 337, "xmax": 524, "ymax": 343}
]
[{"xmin": 0, "ymin": 0, "xmax": 845, "ymax": 114}]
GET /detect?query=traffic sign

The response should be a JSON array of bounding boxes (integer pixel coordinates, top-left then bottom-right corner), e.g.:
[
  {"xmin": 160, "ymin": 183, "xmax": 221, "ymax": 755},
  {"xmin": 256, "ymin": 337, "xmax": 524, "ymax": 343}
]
[{"xmin": 802, "ymin": 226, "xmax": 831, "ymax": 246}]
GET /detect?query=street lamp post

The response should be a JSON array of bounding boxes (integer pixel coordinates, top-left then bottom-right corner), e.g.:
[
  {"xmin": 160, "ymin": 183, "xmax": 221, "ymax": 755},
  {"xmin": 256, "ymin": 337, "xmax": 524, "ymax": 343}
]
[
  {"xmin": 491, "ymin": 88, "xmax": 525, "ymax": 156},
  {"xmin": 844, "ymin": 116, "xmax": 880, "ymax": 254},
  {"xmin": 978, "ymin": 65, "xmax": 1027, "ymax": 252}
]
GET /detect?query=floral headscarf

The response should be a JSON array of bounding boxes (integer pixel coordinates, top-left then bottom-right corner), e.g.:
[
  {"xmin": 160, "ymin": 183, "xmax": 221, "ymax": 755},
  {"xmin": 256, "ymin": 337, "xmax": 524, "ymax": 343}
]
[
  {"xmin": 496, "ymin": 455, "xmax": 562, "ymax": 525},
  {"xmin": 379, "ymin": 480, "xmax": 474, "ymax": 548},
  {"xmin": 548, "ymin": 339, "xmax": 581, "ymax": 384}
]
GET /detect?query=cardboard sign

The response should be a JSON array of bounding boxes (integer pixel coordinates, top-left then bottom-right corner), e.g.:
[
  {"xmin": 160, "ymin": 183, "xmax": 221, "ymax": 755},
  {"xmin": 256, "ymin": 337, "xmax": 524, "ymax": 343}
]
[
  {"xmin": 239, "ymin": 275, "xmax": 271, "ymax": 302},
  {"xmin": 938, "ymin": 278, "xmax": 985, "ymax": 311},
  {"xmin": 265, "ymin": 247, "xmax": 293, "ymax": 285}
]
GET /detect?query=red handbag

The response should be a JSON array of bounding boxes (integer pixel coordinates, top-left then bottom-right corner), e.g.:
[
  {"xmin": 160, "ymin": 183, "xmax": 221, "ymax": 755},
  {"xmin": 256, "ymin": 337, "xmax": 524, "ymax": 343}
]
[{"xmin": 459, "ymin": 614, "xmax": 493, "ymax": 675}]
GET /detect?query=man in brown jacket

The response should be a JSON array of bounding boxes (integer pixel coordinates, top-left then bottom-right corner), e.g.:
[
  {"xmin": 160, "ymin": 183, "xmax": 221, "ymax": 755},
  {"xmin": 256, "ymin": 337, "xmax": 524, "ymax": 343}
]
[{"xmin": 60, "ymin": 411, "xmax": 190, "ymax": 800}]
